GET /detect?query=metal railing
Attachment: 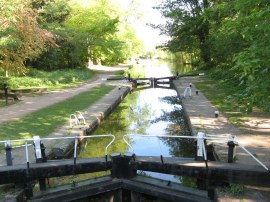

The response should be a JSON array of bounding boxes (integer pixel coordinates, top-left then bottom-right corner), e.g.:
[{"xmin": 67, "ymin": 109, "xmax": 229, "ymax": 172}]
[
  {"xmin": 1, "ymin": 132, "xmax": 268, "ymax": 172},
  {"xmin": 123, "ymin": 133, "xmax": 270, "ymax": 172},
  {"xmin": 0, "ymin": 134, "xmax": 115, "ymax": 168},
  {"xmin": 123, "ymin": 134, "xmax": 208, "ymax": 167},
  {"xmin": 70, "ymin": 111, "xmax": 86, "ymax": 127}
]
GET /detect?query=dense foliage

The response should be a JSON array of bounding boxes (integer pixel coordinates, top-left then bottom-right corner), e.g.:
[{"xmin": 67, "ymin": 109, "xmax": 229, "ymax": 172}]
[
  {"xmin": 0, "ymin": 0, "xmax": 56, "ymax": 76},
  {"xmin": 0, "ymin": 0, "xmax": 143, "ymax": 74},
  {"xmin": 157, "ymin": 0, "xmax": 270, "ymax": 111}
]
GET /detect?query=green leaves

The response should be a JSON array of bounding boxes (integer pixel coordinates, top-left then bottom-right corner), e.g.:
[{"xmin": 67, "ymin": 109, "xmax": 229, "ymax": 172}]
[
  {"xmin": 0, "ymin": 0, "xmax": 56, "ymax": 75},
  {"xmin": 156, "ymin": 0, "xmax": 212, "ymax": 67}
]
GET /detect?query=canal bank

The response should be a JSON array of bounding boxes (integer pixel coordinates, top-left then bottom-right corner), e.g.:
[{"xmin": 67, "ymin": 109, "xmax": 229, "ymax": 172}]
[
  {"xmin": 47, "ymin": 84, "xmax": 132, "ymax": 159},
  {"xmin": 0, "ymin": 84, "xmax": 131, "ymax": 166},
  {"xmin": 173, "ymin": 77, "xmax": 270, "ymax": 201}
]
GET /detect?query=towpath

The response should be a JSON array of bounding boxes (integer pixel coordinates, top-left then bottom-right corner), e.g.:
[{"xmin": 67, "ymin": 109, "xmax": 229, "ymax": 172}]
[
  {"xmin": 174, "ymin": 77, "xmax": 270, "ymax": 202},
  {"xmin": 1, "ymin": 69, "xmax": 270, "ymax": 201},
  {"xmin": 0, "ymin": 65, "xmax": 127, "ymax": 123},
  {"xmin": 0, "ymin": 65, "xmax": 130, "ymax": 165}
]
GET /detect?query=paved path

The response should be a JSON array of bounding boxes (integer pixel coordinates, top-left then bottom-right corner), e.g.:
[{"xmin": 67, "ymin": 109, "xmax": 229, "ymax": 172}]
[
  {"xmin": 0, "ymin": 65, "xmax": 129, "ymax": 166},
  {"xmin": 0, "ymin": 67, "xmax": 126, "ymax": 123},
  {"xmin": 174, "ymin": 77, "xmax": 270, "ymax": 202}
]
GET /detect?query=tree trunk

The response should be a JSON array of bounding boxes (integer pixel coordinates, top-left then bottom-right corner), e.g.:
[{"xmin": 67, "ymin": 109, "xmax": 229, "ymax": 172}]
[{"xmin": 198, "ymin": 0, "xmax": 212, "ymax": 69}]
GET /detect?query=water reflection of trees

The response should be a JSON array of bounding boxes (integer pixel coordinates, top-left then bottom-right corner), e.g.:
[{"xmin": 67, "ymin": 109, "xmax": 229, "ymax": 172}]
[
  {"xmin": 81, "ymin": 91, "xmax": 153, "ymax": 158},
  {"xmin": 153, "ymin": 96, "xmax": 194, "ymax": 158},
  {"xmin": 153, "ymin": 95, "xmax": 197, "ymax": 188}
]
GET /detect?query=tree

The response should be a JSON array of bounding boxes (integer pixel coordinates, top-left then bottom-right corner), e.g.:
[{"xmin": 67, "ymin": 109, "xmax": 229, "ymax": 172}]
[
  {"xmin": 31, "ymin": 0, "xmax": 143, "ymax": 69},
  {"xmin": 156, "ymin": 0, "xmax": 212, "ymax": 68},
  {"xmin": 65, "ymin": 0, "xmax": 143, "ymax": 66},
  {"xmin": 206, "ymin": 0, "xmax": 270, "ymax": 111},
  {"xmin": 228, "ymin": 0, "xmax": 270, "ymax": 111},
  {"xmin": 0, "ymin": 0, "xmax": 56, "ymax": 76},
  {"xmin": 28, "ymin": 0, "xmax": 73, "ymax": 70}
]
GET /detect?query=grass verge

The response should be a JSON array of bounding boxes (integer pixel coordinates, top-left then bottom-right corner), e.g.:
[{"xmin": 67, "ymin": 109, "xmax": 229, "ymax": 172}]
[
  {"xmin": 0, "ymin": 85, "xmax": 114, "ymax": 141},
  {"xmin": 194, "ymin": 80, "xmax": 245, "ymax": 126}
]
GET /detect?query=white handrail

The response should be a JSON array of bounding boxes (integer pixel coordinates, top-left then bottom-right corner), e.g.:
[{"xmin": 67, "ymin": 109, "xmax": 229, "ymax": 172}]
[
  {"xmin": 238, "ymin": 144, "xmax": 269, "ymax": 171},
  {"xmin": 70, "ymin": 114, "xmax": 79, "ymax": 127},
  {"xmin": 1, "ymin": 134, "xmax": 115, "ymax": 167},
  {"xmin": 122, "ymin": 134, "xmax": 269, "ymax": 172},
  {"xmin": 123, "ymin": 134, "xmax": 199, "ymax": 153},
  {"xmin": 75, "ymin": 111, "xmax": 86, "ymax": 125}
]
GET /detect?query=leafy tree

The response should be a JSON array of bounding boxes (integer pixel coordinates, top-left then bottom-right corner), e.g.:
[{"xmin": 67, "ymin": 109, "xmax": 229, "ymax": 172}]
[
  {"xmin": 206, "ymin": 0, "xmax": 270, "ymax": 111},
  {"xmin": 31, "ymin": 0, "xmax": 143, "ymax": 69},
  {"xmin": 65, "ymin": 0, "xmax": 141, "ymax": 66},
  {"xmin": 0, "ymin": 0, "xmax": 56, "ymax": 76},
  {"xmin": 156, "ymin": 0, "xmax": 212, "ymax": 68},
  {"xmin": 231, "ymin": 0, "xmax": 270, "ymax": 111},
  {"xmin": 27, "ymin": 0, "xmax": 72, "ymax": 70}
]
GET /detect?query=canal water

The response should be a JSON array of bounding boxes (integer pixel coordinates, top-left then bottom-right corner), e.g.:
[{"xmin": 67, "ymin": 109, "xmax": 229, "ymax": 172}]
[{"xmin": 78, "ymin": 59, "xmax": 195, "ymax": 185}]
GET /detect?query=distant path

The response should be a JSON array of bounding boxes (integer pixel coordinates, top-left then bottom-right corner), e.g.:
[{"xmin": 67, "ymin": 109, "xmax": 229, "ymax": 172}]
[{"xmin": 0, "ymin": 65, "xmax": 128, "ymax": 123}]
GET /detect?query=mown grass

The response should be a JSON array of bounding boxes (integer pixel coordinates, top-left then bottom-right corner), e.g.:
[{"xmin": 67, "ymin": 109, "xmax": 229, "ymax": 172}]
[
  {"xmin": 0, "ymin": 85, "xmax": 114, "ymax": 141},
  {"xmin": 194, "ymin": 80, "xmax": 245, "ymax": 125},
  {"xmin": 0, "ymin": 68, "xmax": 94, "ymax": 108}
]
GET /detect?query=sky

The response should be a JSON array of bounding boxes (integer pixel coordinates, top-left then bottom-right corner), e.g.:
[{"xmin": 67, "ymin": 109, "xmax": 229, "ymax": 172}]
[
  {"xmin": 77, "ymin": 0, "xmax": 169, "ymax": 50},
  {"xmin": 134, "ymin": 0, "xmax": 169, "ymax": 50},
  {"xmin": 116, "ymin": 0, "xmax": 169, "ymax": 50}
]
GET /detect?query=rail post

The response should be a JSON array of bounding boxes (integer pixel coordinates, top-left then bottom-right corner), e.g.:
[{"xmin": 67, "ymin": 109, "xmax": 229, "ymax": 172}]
[
  {"xmin": 33, "ymin": 136, "xmax": 42, "ymax": 163},
  {"xmin": 207, "ymin": 180, "xmax": 216, "ymax": 201},
  {"xmin": 227, "ymin": 136, "xmax": 236, "ymax": 163},
  {"xmin": 110, "ymin": 153, "xmax": 137, "ymax": 179},
  {"xmin": 5, "ymin": 140, "xmax": 13, "ymax": 166},
  {"xmin": 33, "ymin": 136, "xmax": 47, "ymax": 191},
  {"xmin": 4, "ymin": 83, "xmax": 8, "ymax": 105},
  {"xmin": 152, "ymin": 78, "xmax": 155, "ymax": 88},
  {"xmin": 41, "ymin": 143, "xmax": 47, "ymax": 162},
  {"xmin": 196, "ymin": 132, "xmax": 205, "ymax": 161},
  {"xmin": 24, "ymin": 140, "xmax": 33, "ymax": 199},
  {"xmin": 176, "ymin": 72, "xmax": 179, "ymax": 79}
]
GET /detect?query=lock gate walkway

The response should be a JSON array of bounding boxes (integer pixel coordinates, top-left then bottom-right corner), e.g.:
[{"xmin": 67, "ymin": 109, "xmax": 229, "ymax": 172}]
[
  {"xmin": 0, "ymin": 154, "xmax": 269, "ymax": 201},
  {"xmin": 0, "ymin": 156, "xmax": 269, "ymax": 186}
]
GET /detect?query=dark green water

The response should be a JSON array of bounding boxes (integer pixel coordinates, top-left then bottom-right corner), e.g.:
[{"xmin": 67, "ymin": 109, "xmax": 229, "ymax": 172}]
[{"xmin": 79, "ymin": 59, "xmax": 195, "ymax": 184}]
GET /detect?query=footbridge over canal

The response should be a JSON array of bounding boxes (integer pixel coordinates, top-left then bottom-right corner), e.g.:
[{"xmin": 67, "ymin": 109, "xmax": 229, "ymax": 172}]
[{"xmin": 0, "ymin": 133, "xmax": 269, "ymax": 201}]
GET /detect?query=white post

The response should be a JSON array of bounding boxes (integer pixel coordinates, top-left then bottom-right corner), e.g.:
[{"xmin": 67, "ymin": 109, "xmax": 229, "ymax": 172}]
[
  {"xmin": 197, "ymin": 132, "xmax": 205, "ymax": 158},
  {"xmin": 25, "ymin": 141, "xmax": 29, "ymax": 168},
  {"xmin": 33, "ymin": 136, "xmax": 42, "ymax": 160},
  {"xmin": 183, "ymin": 87, "xmax": 192, "ymax": 98}
]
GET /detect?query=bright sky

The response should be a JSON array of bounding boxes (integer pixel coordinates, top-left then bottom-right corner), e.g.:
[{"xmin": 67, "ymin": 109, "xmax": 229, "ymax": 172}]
[
  {"xmin": 77, "ymin": 0, "xmax": 169, "ymax": 50},
  {"xmin": 116, "ymin": 0, "xmax": 169, "ymax": 50},
  {"xmin": 135, "ymin": 0, "xmax": 169, "ymax": 50}
]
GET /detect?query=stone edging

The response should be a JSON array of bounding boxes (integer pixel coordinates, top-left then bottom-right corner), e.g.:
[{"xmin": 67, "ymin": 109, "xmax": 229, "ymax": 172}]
[{"xmin": 47, "ymin": 85, "xmax": 131, "ymax": 159}]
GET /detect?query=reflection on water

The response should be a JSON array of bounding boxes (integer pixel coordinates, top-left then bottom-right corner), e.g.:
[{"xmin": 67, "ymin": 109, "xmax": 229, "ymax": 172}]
[{"xmin": 80, "ymin": 60, "xmax": 195, "ymax": 185}]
